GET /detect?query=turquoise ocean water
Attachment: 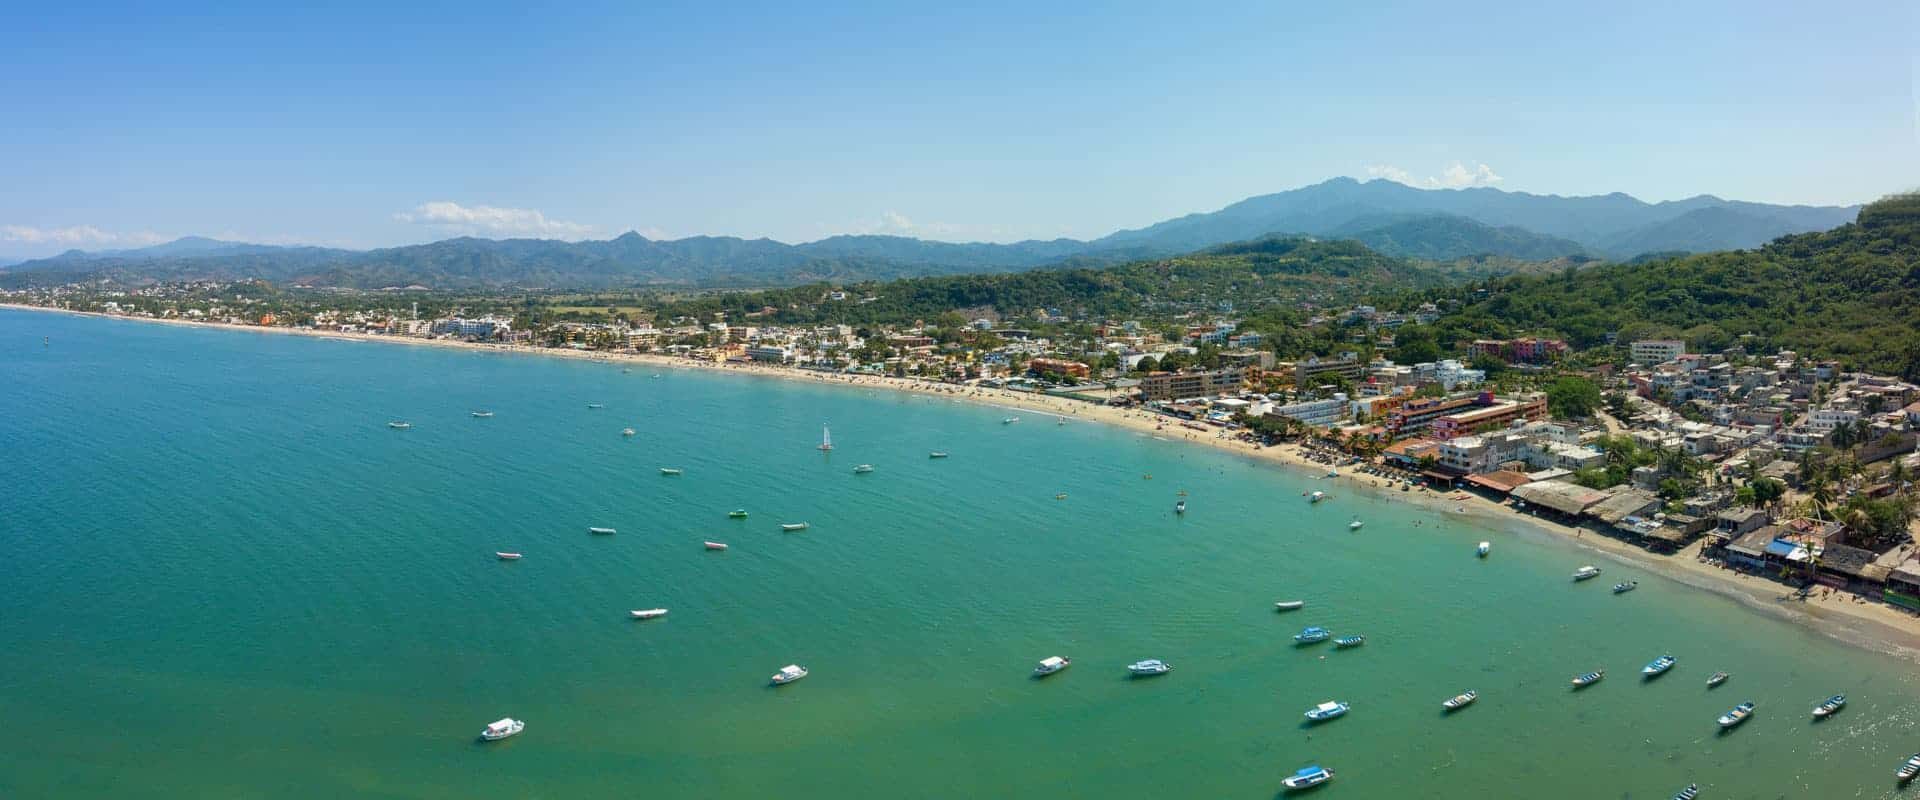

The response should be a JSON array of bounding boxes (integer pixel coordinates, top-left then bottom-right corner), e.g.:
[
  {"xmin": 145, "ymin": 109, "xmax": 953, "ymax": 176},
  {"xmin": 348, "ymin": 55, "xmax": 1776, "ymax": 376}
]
[{"xmin": 3, "ymin": 307, "xmax": 1918, "ymax": 799}]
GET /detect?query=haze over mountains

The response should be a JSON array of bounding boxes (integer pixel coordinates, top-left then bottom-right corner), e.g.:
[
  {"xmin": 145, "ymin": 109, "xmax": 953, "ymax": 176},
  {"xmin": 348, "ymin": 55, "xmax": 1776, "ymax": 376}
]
[{"xmin": 3, "ymin": 178, "xmax": 1861, "ymax": 289}]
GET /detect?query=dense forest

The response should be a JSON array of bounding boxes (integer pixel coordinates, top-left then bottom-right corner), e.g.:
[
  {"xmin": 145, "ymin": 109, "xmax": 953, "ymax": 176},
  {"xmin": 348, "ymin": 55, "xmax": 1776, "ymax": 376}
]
[
  {"xmin": 1423, "ymin": 195, "xmax": 1920, "ymax": 378},
  {"xmin": 640, "ymin": 236, "xmax": 1465, "ymax": 328}
]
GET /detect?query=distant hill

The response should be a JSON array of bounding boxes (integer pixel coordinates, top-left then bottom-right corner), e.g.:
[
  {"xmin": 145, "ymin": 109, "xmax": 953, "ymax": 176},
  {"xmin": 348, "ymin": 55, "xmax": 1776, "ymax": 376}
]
[
  {"xmin": 0, "ymin": 179, "xmax": 1862, "ymax": 289},
  {"xmin": 1328, "ymin": 214, "xmax": 1591, "ymax": 261},
  {"xmin": 1093, "ymin": 178, "xmax": 1857, "ymax": 259},
  {"xmin": 1431, "ymin": 196, "xmax": 1920, "ymax": 378}
]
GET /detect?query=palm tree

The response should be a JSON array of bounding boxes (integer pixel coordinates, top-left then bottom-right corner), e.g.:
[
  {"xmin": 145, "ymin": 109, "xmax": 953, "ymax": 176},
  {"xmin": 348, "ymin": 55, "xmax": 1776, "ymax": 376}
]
[{"xmin": 1808, "ymin": 476, "xmax": 1835, "ymax": 520}]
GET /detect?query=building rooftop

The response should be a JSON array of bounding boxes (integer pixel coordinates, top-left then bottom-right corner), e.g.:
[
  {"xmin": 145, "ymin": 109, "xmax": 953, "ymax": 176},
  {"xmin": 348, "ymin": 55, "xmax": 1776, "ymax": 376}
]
[{"xmin": 1511, "ymin": 481, "xmax": 1612, "ymax": 516}]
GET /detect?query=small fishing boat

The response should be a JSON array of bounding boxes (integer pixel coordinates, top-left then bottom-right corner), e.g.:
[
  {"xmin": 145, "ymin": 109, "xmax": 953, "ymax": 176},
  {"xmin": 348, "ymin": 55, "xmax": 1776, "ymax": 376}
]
[
  {"xmin": 728, "ymin": 510, "xmax": 749, "ymax": 519},
  {"xmin": 1812, "ymin": 694, "xmax": 1846, "ymax": 719},
  {"xmin": 479, "ymin": 717, "xmax": 524, "ymax": 741},
  {"xmin": 587, "ymin": 403, "xmax": 605, "ymax": 409},
  {"xmin": 1572, "ymin": 565, "xmax": 1602, "ymax": 581},
  {"xmin": 1571, "ymin": 670, "xmax": 1605, "ymax": 688},
  {"xmin": 1003, "ymin": 417, "xmax": 1019, "ymax": 425},
  {"xmin": 629, "ymin": 608, "xmax": 668, "ymax": 620},
  {"xmin": 1707, "ymin": 671, "xmax": 1730, "ymax": 688},
  {"xmin": 1347, "ymin": 520, "xmax": 1363, "ymax": 530},
  {"xmin": 1442, "ymin": 690, "xmax": 1479, "ymax": 711},
  {"xmin": 495, "ymin": 552, "xmax": 522, "ymax": 560},
  {"xmin": 1274, "ymin": 600, "xmax": 1306, "ymax": 611},
  {"xmin": 1333, "ymin": 635, "xmax": 1366, "ymax": 648},
  {"xmin": 1309, "ymin": 491, "xmax": 1327, "ymax": 503},
  {"xmin": 1294, "ymin": 626, "xmax": 1332, "ymax": 644},
  {"xmin": 621, "ymin": 428, "xmax": 636, "ymax": 437},
  {"xmin": 1477, "ymin": 541, "xmax": 1491, "ymax": 557},
  {"xmin": 780, "ymin": 523, "xmax": 809, "ymax": 532},
  {"xmin": 1033, "ymin": 656, "xmax": 1071, "ymax": 676},
  {"xmin": 1717, "ymin": 702, "xmax": 1755, "ymax": 728},
  {"xmin": 1897, "ymin": 753, "xmax": 1920, "ymax": 782},
  {"xmin": 703, "ymin": 541, "xmax": 728, "ymax": 551},
  {"xmin": 1643, "ymin": 655, "xmax": 1677, "ymax": 677},
  {"xmin": 588, "ymin": 526, "xmax": 616, "ymax": 535},
  {"xmin": 659, "ymin": 467, "xmax": 682, "ymax": 475},
  {"xmin": 470, "ymin": 411, "xmax": 494, "ymax": 418},
  {"xmin": 929, "ymin": 451, "xmax": 949, "ymax": 458},
  {"xmin": 1127, "ymin": 659, "xmax": 1172, "ymax": 676},
  {"xmin": 387, "ymin": 421, "xmax": 412, "ymax": 429},
  {"xmin": 818, "ymin": 425, "xmax": 833, "ymax": 452},
  {"xmin": 1673, "ymin": 784, "xmax": 1698, "ymax": 800},
  {"xmin": 1054, "ymin": 493, "xmax": 1068, "ymax": 500},
  {"xmin": 1281, "ymin": 765, "xmax": 1334, "ymax": 791},
  {"xmin": 1175, "ymin": 500, "xmax": 1187, "ymax": 514},
  {"xmin": 1613, "ymin": 581, "xmax": 1639, "ymax": 594},
  {"xmin": 770, "ymin": 664, "xmax": 808, "ymax": 685},
  {"xmin": 650, "ymin": 374, "xmax": 661, "ymax": 379},
  {"xmin": 1303, "ymin": 701, "xmax": 1349, "ymax": 722},
  {"xmin": 853, "ymin": 464, "xmax": 874, "ymax": 474}
]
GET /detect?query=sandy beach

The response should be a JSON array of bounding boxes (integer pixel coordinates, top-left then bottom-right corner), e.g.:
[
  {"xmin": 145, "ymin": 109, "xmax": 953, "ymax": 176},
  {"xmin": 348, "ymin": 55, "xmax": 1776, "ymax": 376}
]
[{"xmin": 18, "ymin": 302, "xmax": 1920, "ymax": 660}]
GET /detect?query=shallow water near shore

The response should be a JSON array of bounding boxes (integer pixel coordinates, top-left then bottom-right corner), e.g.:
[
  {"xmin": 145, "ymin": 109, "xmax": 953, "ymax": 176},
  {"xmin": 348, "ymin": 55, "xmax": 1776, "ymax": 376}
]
[{"xmin": 5, "ymin": 307, "xmax": 1920, "ymax": 799}]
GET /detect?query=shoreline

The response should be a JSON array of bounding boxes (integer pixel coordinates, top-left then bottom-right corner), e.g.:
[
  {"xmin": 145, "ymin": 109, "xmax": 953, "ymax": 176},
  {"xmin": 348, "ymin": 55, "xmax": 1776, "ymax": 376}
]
[{"xmin": 16, "ymin": 302, "xmax": 1920, "ymax": 661}]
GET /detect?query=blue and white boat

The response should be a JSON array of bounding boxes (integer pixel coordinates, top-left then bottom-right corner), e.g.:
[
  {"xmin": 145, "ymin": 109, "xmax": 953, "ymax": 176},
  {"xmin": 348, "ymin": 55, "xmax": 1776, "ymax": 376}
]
[
  {"xmin": 1442, "ymin": 690, "xmax": 1479, "ymax": 711},
  {"xmin": 1717, "ymin": 701, "xmax": 1755, "ymax": 728},
  {"xmin": 1897, "ymin": 753, "xmax": 1920, "ymax": 782},
  {"xmin": 1613, "ymin": 581, "xmax": 1639, "ymax": 594},
  {"xmin": 1333, "ymin": 635, "xmax": 1366, "ymax": 648},
  {"xmin": 1571, "ymin": 670, "xmax": 1605, "ymax": 688},
  {"xmin": 1303, "ymin": 701, "xmax": 1349, "ymax": 722},
  {"xmin": 1281, "ymin": 764, "xmax": 1335, "ymax": 791},
  {"xmin": 1643, "ymin": 655, "xmax": 1677, "ymax": 677},
  {"xmin": 1812, "ymin": 694, "xmax": 1846, "ymax": 719},
  {"xmin": 1672, "ymin": 783, "xmax": 1698, "ymax": 800},
  {"xmin": 1294, "ymin": 626, "xmax": 1332, "ymax": 644}
]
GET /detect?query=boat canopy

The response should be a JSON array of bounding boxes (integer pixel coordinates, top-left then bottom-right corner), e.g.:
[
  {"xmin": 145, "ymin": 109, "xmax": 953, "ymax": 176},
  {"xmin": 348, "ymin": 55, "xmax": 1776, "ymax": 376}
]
[
  {"xmin": 1038, "ymin": 656, "xmax": 1067, "ymax": 668},
  {"xmin": 1293, "ymin": 766, "xmax": 1325, "ymax": 777},
  {"xmin": 486, "ymin": 719, "xmax": 515, "ymax": 731}
]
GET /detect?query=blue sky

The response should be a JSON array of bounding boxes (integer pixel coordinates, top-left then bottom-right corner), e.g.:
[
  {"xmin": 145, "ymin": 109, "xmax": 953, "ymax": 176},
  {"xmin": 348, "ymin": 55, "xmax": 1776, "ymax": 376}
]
[{"xmin": 2, "ymin": 0, "xmax": 1914, "ymax": 258}]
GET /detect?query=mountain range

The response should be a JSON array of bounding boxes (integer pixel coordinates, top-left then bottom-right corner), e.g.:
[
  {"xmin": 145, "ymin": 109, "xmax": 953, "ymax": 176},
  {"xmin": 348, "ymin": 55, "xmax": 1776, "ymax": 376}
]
[{"xmin": 1, "ymin": 178, "xmax": 1860, "ymax": 289}]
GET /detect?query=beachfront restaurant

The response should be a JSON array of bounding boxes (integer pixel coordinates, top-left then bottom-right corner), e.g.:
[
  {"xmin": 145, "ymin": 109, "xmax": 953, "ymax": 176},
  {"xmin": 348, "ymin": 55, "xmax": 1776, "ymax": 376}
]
[
  {"xmin": 1813, "ymin": 543, "xmax": 1885, "ymax": 591},
  {"xmin": 1886, "ymin": 554, "xmax": 1920, "ymax": 612},
  {"xmin": 1509, "ymin": 481, "xmax": 1611, "ymax": 522}
]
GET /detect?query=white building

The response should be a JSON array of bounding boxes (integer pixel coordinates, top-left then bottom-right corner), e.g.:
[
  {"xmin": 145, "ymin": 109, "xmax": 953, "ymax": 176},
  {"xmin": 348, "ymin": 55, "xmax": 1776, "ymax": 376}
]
[{"xmin": 1630, "ymin": 339, "xmax": 1687, "ymax": 364}]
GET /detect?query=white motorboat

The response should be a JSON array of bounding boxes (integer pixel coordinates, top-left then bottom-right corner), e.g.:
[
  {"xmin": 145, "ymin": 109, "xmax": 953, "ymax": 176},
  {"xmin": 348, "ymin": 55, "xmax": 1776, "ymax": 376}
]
[
  {"xmin": 495, "ymin": 552, "xmax": 521, "ymax": 560},
  {"xmin": 659, "ymin": 467, "xmax": 683, "ymax": 475},
  {"xmin": 479, "ymin": 717, "xmax": 524, "ymax": 741},
  {"xmin": 1572, "ymin": 565, "xmax": 1602, "ymax": 581},
  {"xmin": 470, "ymin": 411, "xmax": 494, "ymax": 418},
  {"xmin": 629, "ymin": 608, "xmax": 668, "ymax": 620},
  {"xmin": 1127, "ymin": 659, "xmax": 1172, "ymax": 676},
  {"xmin": 1309, "ymin": 491, "xmax": 1327, "ymax": 503},
  {"xmin": 1175, "ymin": 500, "xmax": 1187, "ymax": 514},
  {"xmin": 1613, "ymin": 581, "xmax": 1639, "ymax": 594},
  {"xmin": 703, "ymin": 541, "xmax": 728, "ymax": 551},
  {"xmin": 1003, "ymin": 417, "xmax": 1020, "ymax": 425},
  {"xmin": 387, "ymin": 421, "xmax": 411, "ymax": 429},
  {"xmin": 1348, "ymin": 520, "xmax": 1363, "ymax": 530},
  {"xmin": 929, "ymin": 451, "xmax": 950, "ymax": 458},
  {"xmin": 853, "ymin": 464, "xmax": 874, "ymax": 474},
  {"xmin": 622, "ymin": 428, "xmax": 637, "ymax": 437},
  {"xmin": 589, "ymin": 526, "xmax": 616, "ymax": 535},
  {"xmin": 781, "ymin": 522, "xmax": 809, "ymax": 532},
  {"xmin": 1303, "ymin": 701, "xmax": 1349, "ymax": 722},
  {"xmin": 1477, "ymin": 541, "xmax": 1491, "ymax": 557},
  {"xmin": 1442, "ymin": 690, "xmax": 1479, "ymax": 711},
  {"xmin": 770, "ymin": 664, "xmax": 809, "ymax": 685},
  {"xmin": 1033, "ymin": 655, "xmax": 1071, "ymax": 676},
  {"xmin": 1274, "ymin": 600, "xmax": 1306, "ymax": 611},
  {"xmin": 818, "ymin": 425, "xmax": 833, "ymax": 451},
  {"xmin": 586, "ymin": 403, "xmax": 605, "ymax": 409}
]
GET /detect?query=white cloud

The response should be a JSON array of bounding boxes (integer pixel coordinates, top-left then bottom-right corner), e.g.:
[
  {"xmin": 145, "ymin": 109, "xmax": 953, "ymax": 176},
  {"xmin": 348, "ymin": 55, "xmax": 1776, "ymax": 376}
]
[
  {"xmin": 1365, "ymin": 161, "xmax": 1504, "ymax": 189},
  {"xmin": 394, "ymin": 201, "xmax": 594, "ymax": 239},
  {"xmin": 1, "ymin": 225, "xmax": 169, "ymax": 247},
  {"xmin": 857, "ymin": 210, "xmax": 974, "ymax": 239}
]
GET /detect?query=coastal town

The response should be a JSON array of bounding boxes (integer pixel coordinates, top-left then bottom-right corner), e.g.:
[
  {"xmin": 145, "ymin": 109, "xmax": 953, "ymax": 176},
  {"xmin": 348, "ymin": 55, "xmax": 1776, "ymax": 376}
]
[{"xmin": 10, "ymin": 281, "xmax": 1920, "ymax": 631}]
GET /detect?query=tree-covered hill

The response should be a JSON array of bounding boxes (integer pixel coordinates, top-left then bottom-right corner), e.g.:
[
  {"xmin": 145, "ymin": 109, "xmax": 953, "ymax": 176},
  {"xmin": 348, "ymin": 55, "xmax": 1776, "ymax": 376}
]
[{"xmin": 1429, "ymin": 195, "xmax": 1920, "ymax": 377}]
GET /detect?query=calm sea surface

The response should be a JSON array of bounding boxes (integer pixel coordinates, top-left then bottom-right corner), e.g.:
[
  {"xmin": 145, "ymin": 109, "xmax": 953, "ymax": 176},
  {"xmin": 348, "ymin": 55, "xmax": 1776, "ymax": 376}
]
[{"xmin": 3, "ymin": 307, "xmax": 1918, "ymax": 799}]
